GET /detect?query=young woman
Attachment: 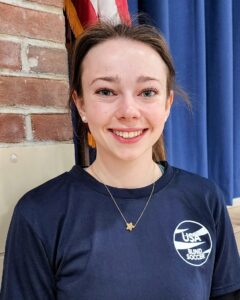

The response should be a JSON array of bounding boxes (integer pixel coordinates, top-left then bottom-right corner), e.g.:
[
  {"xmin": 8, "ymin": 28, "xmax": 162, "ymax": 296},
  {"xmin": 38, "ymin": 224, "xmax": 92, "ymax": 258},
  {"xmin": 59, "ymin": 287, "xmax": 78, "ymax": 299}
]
[{"xmin": 1, "ymin": 22, "xmax": 240, "ymax": 300}]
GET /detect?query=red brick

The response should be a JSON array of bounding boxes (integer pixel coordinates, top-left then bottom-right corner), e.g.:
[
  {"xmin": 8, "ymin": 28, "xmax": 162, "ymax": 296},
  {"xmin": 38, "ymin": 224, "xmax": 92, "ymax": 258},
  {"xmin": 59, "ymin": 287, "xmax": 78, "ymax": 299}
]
[
  {"xmin": 0, "ymin": 40, "xmax": 21, "ymax": 70},
  {"xmin": 28, "ymin": 46, "xmax": 68, "ymax": 74},
  {"xmin": 0, "ymin": 3, "xmax": 65, "ymax": 43},
  {"xmin": 0, "ymin": 76, "xmax": 69, "ymax": 107},
  {"xmin": 0, "ymin": 114, "xmax": 25, "ymax": 142},
  {"xmin": 32, "ymin": 114, "xmax": 72, "ymax": 141},
  {"xmin": 28, "ymin": 0, "xmax": 63, "ymax": 8}
]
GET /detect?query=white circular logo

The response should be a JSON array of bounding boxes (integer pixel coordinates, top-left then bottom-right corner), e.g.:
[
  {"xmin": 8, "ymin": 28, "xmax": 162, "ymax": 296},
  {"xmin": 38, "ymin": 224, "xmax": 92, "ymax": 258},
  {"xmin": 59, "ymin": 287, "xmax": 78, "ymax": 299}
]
[{"xmin": 173, "ymin": 220, "xmax": 212, "ymax": 266}]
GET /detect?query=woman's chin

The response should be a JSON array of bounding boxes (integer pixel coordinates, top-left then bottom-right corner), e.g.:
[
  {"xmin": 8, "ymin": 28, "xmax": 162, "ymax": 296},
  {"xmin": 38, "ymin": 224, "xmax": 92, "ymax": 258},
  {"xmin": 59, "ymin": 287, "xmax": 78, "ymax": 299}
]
[{"xmin": 109, "ymin": 148, "xmax": 152, "ymax": 163}]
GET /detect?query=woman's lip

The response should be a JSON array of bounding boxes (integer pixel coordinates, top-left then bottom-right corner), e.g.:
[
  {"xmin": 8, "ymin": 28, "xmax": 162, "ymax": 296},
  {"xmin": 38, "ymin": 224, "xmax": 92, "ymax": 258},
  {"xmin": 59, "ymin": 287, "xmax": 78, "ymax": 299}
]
[
  {"xmin": 108, "ymin": 128, "xmax": 147, "ymax": 132},
  {"xmin": 109, "ymin": 128, "xmax": 148, "ymax": 144}
]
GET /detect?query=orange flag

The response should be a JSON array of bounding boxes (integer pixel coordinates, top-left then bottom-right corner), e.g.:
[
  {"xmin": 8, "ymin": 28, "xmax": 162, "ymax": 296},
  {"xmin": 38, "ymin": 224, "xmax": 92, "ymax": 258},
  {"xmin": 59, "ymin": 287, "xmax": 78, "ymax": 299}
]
[{"xmin": 64, "ymin": 0, "xmax": 131, "ymax": 37}]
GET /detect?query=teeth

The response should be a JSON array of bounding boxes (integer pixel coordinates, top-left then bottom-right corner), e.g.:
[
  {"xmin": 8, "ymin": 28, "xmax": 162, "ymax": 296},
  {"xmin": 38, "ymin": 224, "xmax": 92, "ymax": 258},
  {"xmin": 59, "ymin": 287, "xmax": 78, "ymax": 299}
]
[{"xmin": 113, "ymin": 130, "xmax": 143, "ymax": 139}]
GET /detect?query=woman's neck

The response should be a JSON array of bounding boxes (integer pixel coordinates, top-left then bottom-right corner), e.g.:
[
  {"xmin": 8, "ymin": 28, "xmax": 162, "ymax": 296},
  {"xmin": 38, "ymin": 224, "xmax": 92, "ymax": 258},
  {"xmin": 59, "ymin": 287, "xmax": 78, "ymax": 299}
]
[{"xmin": 86, "ymin": 153, "xmax": 162, "ymax": 188}]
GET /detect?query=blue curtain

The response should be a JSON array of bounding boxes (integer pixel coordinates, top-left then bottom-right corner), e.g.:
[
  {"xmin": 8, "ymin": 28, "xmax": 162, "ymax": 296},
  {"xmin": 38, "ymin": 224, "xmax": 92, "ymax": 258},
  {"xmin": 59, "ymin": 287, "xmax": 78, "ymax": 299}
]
[
  {"xmin": 71, "ymin": 0, "xmax": 239, "ymax": 204},
  {"xmin": 127, "ymin": 0, "xmax": 240, "ymax": 204}
]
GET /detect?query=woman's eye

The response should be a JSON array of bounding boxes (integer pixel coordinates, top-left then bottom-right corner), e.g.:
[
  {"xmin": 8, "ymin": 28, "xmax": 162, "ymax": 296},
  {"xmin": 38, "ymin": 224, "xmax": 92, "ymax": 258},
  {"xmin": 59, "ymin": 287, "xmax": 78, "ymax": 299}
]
[
  {"xmin": 96, "ymin": 89, "xmax": 115, "ymax": 96},
  {"xmin": 141, "ymin": 89, "xmax": 158, "ymax": 97}
]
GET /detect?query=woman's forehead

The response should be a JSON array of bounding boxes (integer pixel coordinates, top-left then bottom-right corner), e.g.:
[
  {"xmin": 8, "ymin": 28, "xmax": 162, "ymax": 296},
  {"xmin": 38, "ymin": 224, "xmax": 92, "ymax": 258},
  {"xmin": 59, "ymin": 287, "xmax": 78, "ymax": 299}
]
[
  {"xmin": 83, "ymin": 37, "xmax": 163, "ymax": 62},
  {"xmin": 81, "ymin": 38, "xmax": 168, "ymax": 83}
]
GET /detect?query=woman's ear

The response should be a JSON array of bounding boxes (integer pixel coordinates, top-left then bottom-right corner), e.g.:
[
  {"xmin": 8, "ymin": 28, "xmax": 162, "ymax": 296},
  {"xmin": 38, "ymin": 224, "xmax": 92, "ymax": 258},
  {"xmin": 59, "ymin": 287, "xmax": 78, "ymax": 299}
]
[
  {"xmin": 72, "ymin": 91, "xmax": 87, "ymax": 122},
  {"xmin": 166, "ymin": 90, "xmax": 174, "ymax": 110},
  {"xmin": 164, "ymin": 90, "xmax": 174, "ymax": 121}
]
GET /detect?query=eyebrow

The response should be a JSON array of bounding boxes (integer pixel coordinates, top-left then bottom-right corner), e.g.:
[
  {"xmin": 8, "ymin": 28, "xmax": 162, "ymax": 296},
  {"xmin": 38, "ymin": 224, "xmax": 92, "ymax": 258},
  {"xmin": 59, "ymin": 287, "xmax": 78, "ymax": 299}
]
[
  {"xmin": 90, "ymin": 76, "xmax": 119, "ymax": 86},
  {"xmin": 136, "ymin": 76, "xmax": 160, "ymax": 83},
  {"xmin": 90, "ymin": 75, "xmax": 161, "ymax": 86}
]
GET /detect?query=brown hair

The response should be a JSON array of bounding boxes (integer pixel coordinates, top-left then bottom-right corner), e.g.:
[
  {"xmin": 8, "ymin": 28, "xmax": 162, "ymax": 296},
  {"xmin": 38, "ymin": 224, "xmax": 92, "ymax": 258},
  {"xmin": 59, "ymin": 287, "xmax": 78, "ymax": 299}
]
[{"xmin": 70, "ymin": 21, "xmax": 185, "ymax": 163}]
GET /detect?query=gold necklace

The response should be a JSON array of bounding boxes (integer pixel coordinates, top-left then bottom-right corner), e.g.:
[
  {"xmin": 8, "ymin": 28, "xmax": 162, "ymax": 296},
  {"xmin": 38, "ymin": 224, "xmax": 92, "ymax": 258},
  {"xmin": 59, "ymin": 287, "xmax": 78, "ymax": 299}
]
[{"xmin": 91, "ymin": 167, "xmax": 155, "ymax": 232}]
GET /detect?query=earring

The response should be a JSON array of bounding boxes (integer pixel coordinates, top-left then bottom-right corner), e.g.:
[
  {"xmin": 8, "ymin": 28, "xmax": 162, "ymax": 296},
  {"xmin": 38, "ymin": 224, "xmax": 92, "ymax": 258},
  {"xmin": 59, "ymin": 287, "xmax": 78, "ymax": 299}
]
[
  {"xmin": 82, "ymin": 116, "xmax": 87, "ymax": 123},
  {"xmin": 87, "ymin": 132, "xmax": 96, "ymax": 148}
]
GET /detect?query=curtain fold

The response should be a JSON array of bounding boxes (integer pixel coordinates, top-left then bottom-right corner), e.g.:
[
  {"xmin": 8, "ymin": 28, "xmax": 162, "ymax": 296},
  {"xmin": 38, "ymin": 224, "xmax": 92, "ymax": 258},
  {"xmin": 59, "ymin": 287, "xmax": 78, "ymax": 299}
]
[
  {"xmin": 205, "ymin": 0, "xmax": 234, "ymax": 204},
  {"xmin": 130, "ymin": 0, "xmax": 239, "ymax": 204},
  {"xmin": 233, "ymin": 0, "xmax": 240, "ymax": 198}
]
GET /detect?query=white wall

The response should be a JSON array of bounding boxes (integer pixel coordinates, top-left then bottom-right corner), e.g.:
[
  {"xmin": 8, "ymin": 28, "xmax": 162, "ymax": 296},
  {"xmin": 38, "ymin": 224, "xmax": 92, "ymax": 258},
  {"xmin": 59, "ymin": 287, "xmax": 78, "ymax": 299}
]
[{"xmin": 0, "ymin": 143, "xmax": 74, "ymax": 287}]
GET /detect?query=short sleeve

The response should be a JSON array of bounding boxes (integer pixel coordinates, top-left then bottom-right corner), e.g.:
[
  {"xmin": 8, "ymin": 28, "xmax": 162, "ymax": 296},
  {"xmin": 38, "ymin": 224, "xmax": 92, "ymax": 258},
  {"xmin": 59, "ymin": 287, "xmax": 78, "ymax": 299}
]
[
  {"xmin": 210, "ymin": 186, "xmax": 240, "ymax": 297},
  {"xmin": 0, "ymin": 203, "xmax": 56, "ymax": 300}
]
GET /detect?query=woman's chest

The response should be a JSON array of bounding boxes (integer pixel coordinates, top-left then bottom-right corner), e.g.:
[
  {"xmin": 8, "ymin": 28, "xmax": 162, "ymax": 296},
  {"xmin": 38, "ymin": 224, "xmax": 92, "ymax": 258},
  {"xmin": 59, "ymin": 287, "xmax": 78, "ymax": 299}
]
[{"xmin": 54, "ymin": 205, "xmax": 215, "ymax": 300}]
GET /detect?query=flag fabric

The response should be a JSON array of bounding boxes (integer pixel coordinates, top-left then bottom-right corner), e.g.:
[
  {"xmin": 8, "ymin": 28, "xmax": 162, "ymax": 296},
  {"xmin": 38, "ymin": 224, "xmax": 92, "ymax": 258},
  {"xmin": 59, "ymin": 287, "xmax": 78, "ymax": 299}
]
[{"xmin": 64, "ymin": 0, "xmax": 131, "ymax": 37}]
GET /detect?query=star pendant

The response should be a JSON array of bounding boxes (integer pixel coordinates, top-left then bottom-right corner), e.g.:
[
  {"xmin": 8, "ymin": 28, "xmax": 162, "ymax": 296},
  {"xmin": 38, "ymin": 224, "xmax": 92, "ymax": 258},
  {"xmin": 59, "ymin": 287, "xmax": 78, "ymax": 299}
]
[{"xmin": 126, "ymin": 222, "xmax": 135, "ymax": 231}]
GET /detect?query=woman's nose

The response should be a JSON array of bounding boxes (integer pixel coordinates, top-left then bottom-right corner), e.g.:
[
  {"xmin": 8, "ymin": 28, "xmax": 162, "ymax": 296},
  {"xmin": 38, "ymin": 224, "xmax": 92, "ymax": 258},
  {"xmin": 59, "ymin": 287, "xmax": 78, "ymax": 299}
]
[{"xmin": 115, "ymin": 95, "xmax": 141, "ymax": 120}]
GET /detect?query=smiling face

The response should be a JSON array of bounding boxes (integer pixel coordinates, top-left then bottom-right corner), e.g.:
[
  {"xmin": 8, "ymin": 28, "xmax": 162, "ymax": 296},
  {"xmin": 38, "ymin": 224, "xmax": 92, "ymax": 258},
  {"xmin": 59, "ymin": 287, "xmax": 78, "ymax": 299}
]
[{"xmin": 74, "ymin": 38, "xmax": 173, "ymax": 164}]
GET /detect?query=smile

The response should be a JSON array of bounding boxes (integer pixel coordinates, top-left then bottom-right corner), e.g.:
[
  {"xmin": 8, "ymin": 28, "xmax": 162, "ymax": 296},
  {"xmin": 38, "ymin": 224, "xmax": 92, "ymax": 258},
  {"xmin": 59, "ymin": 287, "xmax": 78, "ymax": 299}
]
[
  {"xmin": 112, "ymin": 130, "xmax": 143, "ymax": 139},
  {"xmin": 109, "ymin": 128, "xmax": 148, "ymax": 144}
]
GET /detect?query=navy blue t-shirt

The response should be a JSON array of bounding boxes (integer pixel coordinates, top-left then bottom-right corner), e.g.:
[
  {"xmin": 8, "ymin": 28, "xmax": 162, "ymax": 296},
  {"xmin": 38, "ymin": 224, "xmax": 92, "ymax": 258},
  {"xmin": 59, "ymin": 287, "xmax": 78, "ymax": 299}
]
[{"xmin": 1, "ymin": 162, "xmax": 240, "ymax": 299}]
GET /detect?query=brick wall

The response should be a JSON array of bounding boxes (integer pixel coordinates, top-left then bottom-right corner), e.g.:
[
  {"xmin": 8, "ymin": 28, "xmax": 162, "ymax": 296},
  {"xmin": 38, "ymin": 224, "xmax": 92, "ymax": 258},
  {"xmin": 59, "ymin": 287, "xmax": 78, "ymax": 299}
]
[
  {"xmin": 0, "ymin": 0, "xmax": 72, "ymax": 144},
  {"xmin": 0, "ymin": 0, "xmax": 73, "ymax": 285}
]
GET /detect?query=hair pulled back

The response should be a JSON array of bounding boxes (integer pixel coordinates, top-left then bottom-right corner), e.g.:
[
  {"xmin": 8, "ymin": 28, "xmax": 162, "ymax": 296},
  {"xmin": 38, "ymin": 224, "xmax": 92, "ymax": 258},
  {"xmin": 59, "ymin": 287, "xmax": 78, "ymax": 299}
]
[{"xmin": 70, "ymin": 21, "xmax": 177, "ymax": 162}]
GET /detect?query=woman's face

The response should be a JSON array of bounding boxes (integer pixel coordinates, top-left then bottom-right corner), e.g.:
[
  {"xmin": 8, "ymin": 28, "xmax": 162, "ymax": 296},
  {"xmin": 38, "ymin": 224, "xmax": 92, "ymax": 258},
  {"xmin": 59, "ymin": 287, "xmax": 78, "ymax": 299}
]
[{"xmin": 74, "ymin": 38, "xmax": 173, "ymax": 163}]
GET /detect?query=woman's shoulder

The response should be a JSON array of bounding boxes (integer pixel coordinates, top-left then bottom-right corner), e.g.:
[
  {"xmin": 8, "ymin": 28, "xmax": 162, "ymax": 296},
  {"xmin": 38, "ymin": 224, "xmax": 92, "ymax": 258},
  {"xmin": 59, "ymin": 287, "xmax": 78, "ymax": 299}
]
[
  {"xmin": 169, "ymin": 163, "xmax": 222, "ymax": 194},
  {"xmin": 163, "ymin": 162, "xmax": 226, "ymax": 209},
  {"xmin": 14, "ymin": 165, "xmax": 88, "ymax": 225}
]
